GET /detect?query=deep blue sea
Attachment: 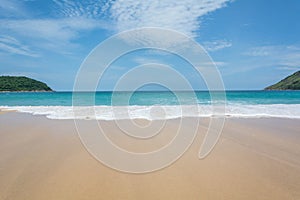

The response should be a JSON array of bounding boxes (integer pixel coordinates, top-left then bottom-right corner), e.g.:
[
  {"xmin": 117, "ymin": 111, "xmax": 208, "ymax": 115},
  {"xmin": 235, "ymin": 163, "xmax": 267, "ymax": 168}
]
[{"xmin": 1, "ymin": 91, "xmax": 300, "ymax": 119}]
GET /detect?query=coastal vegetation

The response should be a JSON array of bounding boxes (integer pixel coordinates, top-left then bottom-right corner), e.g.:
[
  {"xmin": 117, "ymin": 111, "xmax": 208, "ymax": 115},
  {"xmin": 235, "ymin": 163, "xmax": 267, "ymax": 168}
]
[
  {"xmin": 0, "ymin": 76, "xmax": 52, "ymax": 92},
  {"xmin": 265, "ymin": 71, "xmax": 300, "ymax": 90}
]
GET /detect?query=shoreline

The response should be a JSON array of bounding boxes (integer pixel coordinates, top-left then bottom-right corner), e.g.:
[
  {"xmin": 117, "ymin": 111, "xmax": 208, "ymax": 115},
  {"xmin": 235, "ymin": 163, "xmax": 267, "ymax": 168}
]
[
  {"xmin": 0, "ymin": 108, "xmax": 15, "ymax": 114},
  {"xmin": 2, "ymin": 104, "xmax": 300, "ymax": 120},
  {"xmin": 0, "ymin": 112, "xmax": 300, "ymax": 199}
]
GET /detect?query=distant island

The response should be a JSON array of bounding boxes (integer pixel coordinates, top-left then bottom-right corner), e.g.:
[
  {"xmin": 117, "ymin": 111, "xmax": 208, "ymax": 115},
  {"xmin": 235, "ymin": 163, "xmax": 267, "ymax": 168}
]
[
  {"xmin": 265, "ymin": 70, "xmax": 300, "ymax": 90},
  {"xmin": 0, "ymin": 76, "xmax": 53, "ymax": 92}
]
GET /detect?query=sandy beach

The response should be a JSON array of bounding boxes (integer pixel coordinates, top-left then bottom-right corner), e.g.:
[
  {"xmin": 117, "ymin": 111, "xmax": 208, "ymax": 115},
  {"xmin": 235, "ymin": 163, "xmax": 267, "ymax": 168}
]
[{"xmin": 0, "ymin": 112, "xmax": 300, "ymax": 200}]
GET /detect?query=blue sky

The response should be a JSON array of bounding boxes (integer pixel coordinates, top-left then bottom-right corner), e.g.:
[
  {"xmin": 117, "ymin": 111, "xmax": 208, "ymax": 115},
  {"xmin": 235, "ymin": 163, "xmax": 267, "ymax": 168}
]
[{"xmin": 0, "ymin": 0, "xmax": 300, "ymax": 90}]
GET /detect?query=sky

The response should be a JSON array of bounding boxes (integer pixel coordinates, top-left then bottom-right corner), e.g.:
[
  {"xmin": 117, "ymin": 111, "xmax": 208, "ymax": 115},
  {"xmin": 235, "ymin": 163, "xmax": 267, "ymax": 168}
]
[{"xmin": 0, "ymin": 0, "xmax": 300, "ymax": 91}]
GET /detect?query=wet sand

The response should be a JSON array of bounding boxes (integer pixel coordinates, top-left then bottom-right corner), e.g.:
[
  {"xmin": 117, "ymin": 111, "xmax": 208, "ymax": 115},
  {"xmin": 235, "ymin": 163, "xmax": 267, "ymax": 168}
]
[
  {"xmin": 0, "ymin": 112, "xmax": 299, "ymax": 200},
  {"xmin": 0, "ymin": 108, "xmax": 14, "ymax": 115}
]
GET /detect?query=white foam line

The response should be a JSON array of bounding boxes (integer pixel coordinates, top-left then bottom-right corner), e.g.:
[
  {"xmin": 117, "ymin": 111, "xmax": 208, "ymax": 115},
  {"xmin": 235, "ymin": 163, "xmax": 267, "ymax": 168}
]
[{"xmin": 1, "ymin": 104, "xmax": 300, "ymax": 120}]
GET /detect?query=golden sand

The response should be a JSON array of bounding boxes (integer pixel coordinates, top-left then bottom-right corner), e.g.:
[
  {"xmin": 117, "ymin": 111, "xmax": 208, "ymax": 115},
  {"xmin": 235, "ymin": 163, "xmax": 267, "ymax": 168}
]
[{"xmin": 0, "ymin": 112, "xmax": 299, "ymax": 199}]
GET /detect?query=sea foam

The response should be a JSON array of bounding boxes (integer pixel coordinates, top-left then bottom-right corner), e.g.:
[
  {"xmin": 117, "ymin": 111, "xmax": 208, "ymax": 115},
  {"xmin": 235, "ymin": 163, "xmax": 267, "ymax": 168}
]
[{"xmin": 2, "ymin": 104, "xmax": 300, "ymax": 120}]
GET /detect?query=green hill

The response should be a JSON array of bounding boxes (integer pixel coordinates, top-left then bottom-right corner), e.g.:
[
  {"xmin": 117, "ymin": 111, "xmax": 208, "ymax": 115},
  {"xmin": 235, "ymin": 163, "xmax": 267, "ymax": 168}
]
[
  {"xmin": 0, "ymin": 76, "xmax": 53, "ymax": 92},
  {"xmin": 265, "ymin": 71, "xmax": 300, "ymax": 90}
]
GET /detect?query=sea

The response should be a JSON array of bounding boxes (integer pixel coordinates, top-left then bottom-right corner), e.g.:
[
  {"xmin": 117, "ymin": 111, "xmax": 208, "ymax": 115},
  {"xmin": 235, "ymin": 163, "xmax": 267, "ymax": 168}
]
[{"xmin": 0, "ymin": 91, "xmax": 300, "ymax": 120}]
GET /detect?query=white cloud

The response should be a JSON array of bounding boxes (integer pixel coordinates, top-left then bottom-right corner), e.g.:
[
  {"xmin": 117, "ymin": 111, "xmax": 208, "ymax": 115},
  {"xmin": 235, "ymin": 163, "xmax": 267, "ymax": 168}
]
[
  {"xmin": 110, "ymin": 0, "xmax": 232, "ymax": 37},
  {"xmin": 211, "ymin": 61, "xmax": 227, "ymax": 67},
  {"xmin": 0, "ymin": 1, "xmax": 112, "ymax": 54},
  {"xmin": 0, "ymin": 0, "xmax": 28, "ymax": 17},
  {"xmin": 195, "ymin": 61, "xmax": 227, "ymax": 70},
  {"xmin": 203, "ymin": 40, "xmax": 232, "ymax": 51},
  {"xmin": 0, "ymin": 35, "xmax": 19, "ymax": 45},
  {"xmin": 221, "ymin": 45, "xmax": 300, "ymax": 76},
  {"xmin": 0, "ymin": 35, "xmax": 38, "ymax": 57},
  {"xmin": 53, "ymin": 0, "xmax": 114, "ymax": 19},
  {"xmin": 1, "ymin": 18, "xmax": 106, "ymax": 41},
  {"xmin": 133, "ymin": 57, "xmax": 167, "ymax": 65},
  {"xmin": 54, "ymin": 0, "xmax": 232, "ymax": 37},
  {"xmin": 51, "ymin": 0, "xmax": 234, "ymax": 50},
  {"xmin": 244, "ymin": 45, "xmax": 300, "ymax": 69},
  {"xmin": 1, "ymin": 0, "xmax": 233, "ymax": 55},
  {"xmin": 244, "ymin": 46, "xmax": 275, "ymax": 56},
  {"xmin": 0, "ymin": 18, "xmax": 109, "ymax": 53}
]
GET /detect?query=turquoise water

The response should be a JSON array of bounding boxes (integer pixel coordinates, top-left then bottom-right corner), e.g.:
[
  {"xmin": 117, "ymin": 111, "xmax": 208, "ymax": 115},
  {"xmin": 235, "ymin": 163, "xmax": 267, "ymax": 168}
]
[
  {"xmin": 1, "ymin": 91, "xmax": 300, "ymax": 119},
  {"xmin": 1, "ymin": 91, "xmax": 300, "ymax": 106}
]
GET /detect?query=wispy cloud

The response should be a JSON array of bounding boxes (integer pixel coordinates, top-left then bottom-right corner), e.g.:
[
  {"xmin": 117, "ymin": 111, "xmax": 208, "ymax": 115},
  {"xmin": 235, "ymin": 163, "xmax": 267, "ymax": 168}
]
[
  {"xmin": 222, "ymin": 45, "xmax": 300, "ymax": 77},
  {"xmin": 110, "ymin": 0, "xmax": 232, "ymax": 37},
  {"xmin": 0, "ymin": 18, "xmax": 109, "ymax": 53},
  {"xmin": 195, "ymin": 61, "xmax": 227, "ymax": 70},
  {"xmin": 133, "ymin": 57, "xmax": 168, "ymax": 65},
  {"xmin": 244, "ymin": 46, "xmax": 275, "ymax": 56},
  {"xmin": 0, "ymin": 0, "xmax": 112, "ymax": 55},
  {"xmin": 0, "ymin": 0, "xmax": 29, "ymax": 18},
  {"xmin": 244, "ymin": 45, "xmax": 300, "ymax": 69},
  {"xmin": 0, "ymin": 35, "xmax": 38, "ymax": 57},
  {"xmin": 53, "ymin": 0, "xmax": 113, "ymax": 18},
  {"xmin": 211, "ymin": 61, "xmax": 227, "ymax": 67},
  {"xmin": 1, "ymin": 0, "xmax": 233, "ymax": 56},
  {"xmin": 1, "ymin": 18, "xmax": 106, "ymax": 41},
  {"xmin": 54, "ymin": 0, "xmax": 232, "ymax": 38},
  {"xmin": 203, "ymin": 40, "xmax": 232, "ymax": 51}
]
